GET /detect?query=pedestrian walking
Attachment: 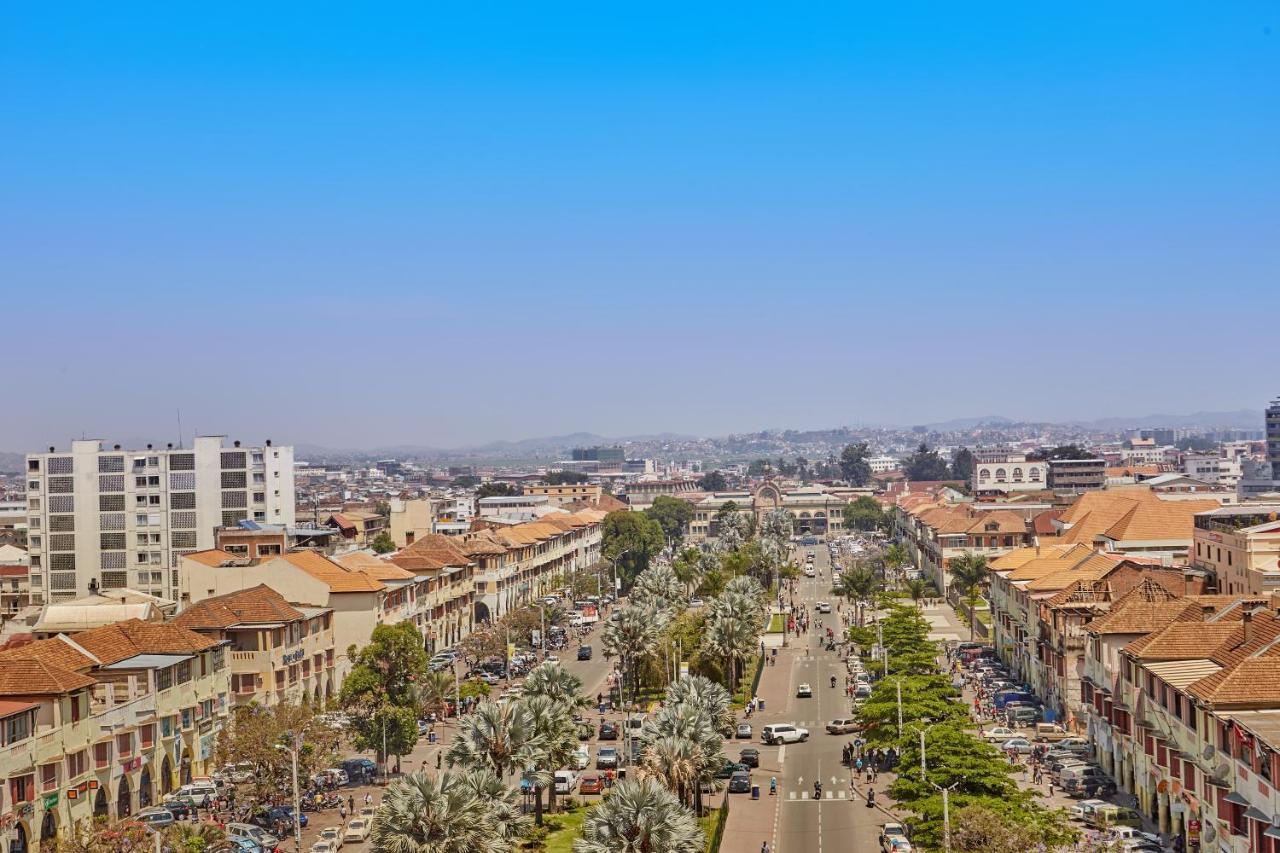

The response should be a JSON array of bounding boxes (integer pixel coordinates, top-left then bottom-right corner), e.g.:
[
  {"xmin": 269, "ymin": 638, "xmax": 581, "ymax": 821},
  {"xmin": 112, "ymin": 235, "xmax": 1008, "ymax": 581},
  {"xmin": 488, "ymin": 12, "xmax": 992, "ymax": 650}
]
[{"xmin": 365, "ymin": 792, "xmax": 373, "ymax": 806}]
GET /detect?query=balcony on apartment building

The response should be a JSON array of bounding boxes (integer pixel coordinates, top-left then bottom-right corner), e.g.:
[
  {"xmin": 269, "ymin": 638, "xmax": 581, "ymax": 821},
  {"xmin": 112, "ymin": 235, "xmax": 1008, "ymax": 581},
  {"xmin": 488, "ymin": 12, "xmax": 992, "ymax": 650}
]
[{"xmin": 89, "ymin": 681, "xmax": 156, "ymax": 735}]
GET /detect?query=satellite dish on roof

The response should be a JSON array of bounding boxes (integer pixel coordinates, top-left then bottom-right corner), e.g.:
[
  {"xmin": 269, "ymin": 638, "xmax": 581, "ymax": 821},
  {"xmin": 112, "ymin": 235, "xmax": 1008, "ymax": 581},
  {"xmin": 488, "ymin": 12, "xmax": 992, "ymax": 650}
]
[
  {"xmin": 1216, "ymin": 761, "xmax": 1231, "ymax": 778},
  {"xmin": 1203, "ymin": 744, "xmax": 1215, "ymax": 760}
]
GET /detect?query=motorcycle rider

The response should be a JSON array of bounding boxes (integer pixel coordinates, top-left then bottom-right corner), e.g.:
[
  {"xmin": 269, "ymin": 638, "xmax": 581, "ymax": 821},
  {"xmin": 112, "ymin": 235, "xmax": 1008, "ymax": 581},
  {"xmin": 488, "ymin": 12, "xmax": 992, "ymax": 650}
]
[{"xmin": 813, "ymin": 780, "xmax": 822, "ymax": 799}]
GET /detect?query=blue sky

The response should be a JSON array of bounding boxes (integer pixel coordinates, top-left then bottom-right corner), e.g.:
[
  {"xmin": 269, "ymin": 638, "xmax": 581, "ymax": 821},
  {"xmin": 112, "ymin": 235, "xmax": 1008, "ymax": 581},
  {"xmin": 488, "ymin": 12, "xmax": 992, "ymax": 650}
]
[{"xmin": 3, "ymin": 3, "xmax": 1278, "ymax": 449}]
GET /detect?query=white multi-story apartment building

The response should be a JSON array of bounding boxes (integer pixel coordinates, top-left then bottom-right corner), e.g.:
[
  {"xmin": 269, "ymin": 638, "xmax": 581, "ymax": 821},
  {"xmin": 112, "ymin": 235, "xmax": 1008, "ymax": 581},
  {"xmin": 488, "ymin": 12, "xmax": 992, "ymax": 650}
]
[
  {"xmin": 869, "ymin": 456, "xmax": 899, "ymax": 473},
  {"xmin": 24, "ymin": 437, "xmax": 294, "ymax": 603}
]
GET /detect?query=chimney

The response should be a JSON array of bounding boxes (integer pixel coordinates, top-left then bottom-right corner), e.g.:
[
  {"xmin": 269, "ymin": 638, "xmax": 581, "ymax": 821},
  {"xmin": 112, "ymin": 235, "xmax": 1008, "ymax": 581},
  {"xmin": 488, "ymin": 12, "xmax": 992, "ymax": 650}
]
[
  {"xmin": 1244, "ymin": 609, "xmax": 1253, "ymax": 645},
  {"xmin": 266, "ymin": 439, "xmax": 272, "ymax": 447},
  {"xmin": 167, "ymin": 443, "xmax": 173, "ymax": 449},
  {"xmin": 113, "ymin": 444, "xmax": 121, "ymax": 450},
  {"xmin": 146, "ymin": 444, "xmax": 153, "ymax": 450},
  {"xmin": 234, "ymin": 440, "xmax": 241, "ymax": 448}
]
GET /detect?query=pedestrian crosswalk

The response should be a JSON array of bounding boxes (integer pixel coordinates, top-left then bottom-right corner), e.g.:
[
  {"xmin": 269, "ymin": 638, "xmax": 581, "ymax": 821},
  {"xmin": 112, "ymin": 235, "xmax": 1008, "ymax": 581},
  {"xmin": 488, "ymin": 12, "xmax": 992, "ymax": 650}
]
[{"xmin": 786, "ymin": 790, "xmax": 847, "ymax": 800}]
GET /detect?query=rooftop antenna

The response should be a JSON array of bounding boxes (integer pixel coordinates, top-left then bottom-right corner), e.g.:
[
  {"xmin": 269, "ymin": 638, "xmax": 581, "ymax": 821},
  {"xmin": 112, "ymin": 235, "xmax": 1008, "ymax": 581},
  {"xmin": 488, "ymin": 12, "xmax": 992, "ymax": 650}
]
[{"xmin": 177, "ymin": 408, "xmax": 185, "ymax": 449}]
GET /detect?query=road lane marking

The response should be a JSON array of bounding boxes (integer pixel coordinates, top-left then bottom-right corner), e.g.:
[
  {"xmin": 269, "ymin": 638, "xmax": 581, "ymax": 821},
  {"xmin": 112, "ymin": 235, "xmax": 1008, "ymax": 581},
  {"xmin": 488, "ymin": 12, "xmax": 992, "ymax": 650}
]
[
  {"xmin": 826, "ymin": 791, "xmax": 833, "ymax": 799},
  {"xmin": 789, "ymin": 791, "xmax": 795, "ymax": 800},
  {"xmin": 801, "ymin": 791, "xmax": 808, "ymax": 799}
]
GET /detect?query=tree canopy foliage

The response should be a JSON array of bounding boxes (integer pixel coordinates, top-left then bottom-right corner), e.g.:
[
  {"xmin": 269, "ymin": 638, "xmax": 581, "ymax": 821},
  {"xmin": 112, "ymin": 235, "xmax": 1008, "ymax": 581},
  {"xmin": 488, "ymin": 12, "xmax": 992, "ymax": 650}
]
[
  {"xmin": 644, "ymin": 495, "xmax": 694, "ymax": 545},
  {"xmin": 697, "ymin": 470, "xmax": 728, "ymax": 491},
  {"xmin": 602, "ymin": 510, "xmax": 665, "ymax": 588},
  {"xmin": 901, "ymin": 442, "xmax": 953, "ymax": 482},
  {"xmin": 839, "ymin": 442, "xmax": 873, "ymax": 486}
]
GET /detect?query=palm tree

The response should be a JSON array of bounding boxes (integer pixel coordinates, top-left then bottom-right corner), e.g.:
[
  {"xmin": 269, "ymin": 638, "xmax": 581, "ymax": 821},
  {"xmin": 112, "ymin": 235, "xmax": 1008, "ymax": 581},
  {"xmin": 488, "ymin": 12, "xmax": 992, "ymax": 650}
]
[
  {"xmin": 633, "ymin": 563, "xmax": 685, "ymax": 614},
  {"xmin": 444, "ymin": 700, "xmax": 543, "ymax": 781},
  {"xmin": 948, "ymin": 553, "xmax": 990, "ymax": 641},
  {"xmin": 603, "ymin": 604, "xmax": 661, "ymax": 707},
  {"xmin": 906, "ymin": 578, "xmax": 929, "ymax": 609},
  {"xmin": 641, "ymin": 692, "xmax": 727, "ymax": 814},
  {"xmin": 672, "ymin": 547, "xmax": 705, "ymax": 596},
  {"xmin": 573, "ymin": 776, "xmax": 705, "ymax": 853},
  {"xmin": 417, "ymin": 670, "xmax": 456, "ymax": 721},
  {"xmin": 883, "ymin": 543, "xmax": 909, "ymax": 580},
  {"xmin": 664, "ymin": 675, "xmax": 735, "ymax": 737},
  {"xmin": 520, "ymin": 694, "xmax": 579, "ymax": 821},
  {"xmin": 522, "ymin": 661, "xmax": 588, "ymax": 709},
  {"xmin": 639, "ymin": 734, "xmax": 704, "ymax": 810},
  {"xmin": 370, "ymin": 770, "xmax": 527, "ymax": 853},
  {"xmin": 703, "ymin": 609, "xmax": 756, "ymax": 695},
  {"xmin": 454, "ymin": 767, "xmax": 533, "ymax": 847},
  {"xmin": 834, "ymin": 566, "xmax": 877, "ymax": 626}
]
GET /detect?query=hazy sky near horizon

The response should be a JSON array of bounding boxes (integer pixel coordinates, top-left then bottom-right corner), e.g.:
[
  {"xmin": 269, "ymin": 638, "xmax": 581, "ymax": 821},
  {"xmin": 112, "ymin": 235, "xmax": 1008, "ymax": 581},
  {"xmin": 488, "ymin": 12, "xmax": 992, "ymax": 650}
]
[{"xmin": 3, "ymin": 3, "xmax": 1278, "ymax": 450}]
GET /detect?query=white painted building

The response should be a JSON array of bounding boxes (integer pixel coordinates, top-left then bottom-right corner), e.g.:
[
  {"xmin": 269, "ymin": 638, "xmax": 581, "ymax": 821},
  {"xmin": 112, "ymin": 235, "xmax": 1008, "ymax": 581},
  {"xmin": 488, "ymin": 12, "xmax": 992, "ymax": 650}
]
[
  {"xmin": 971, "ymin": 451, "xmax": 1048, "ymax": 494},
  {"xmin": 869, "ymin": 456, "xmax": 899, "ymax": 473},
  {"xmin": 24, "ymin": 436, "xmax": 295, "ymax": 603}
]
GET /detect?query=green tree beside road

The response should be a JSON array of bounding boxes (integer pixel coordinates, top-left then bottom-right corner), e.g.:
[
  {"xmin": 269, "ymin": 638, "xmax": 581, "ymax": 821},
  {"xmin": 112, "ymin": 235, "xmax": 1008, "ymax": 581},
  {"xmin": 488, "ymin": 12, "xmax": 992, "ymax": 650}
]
[{"xmin": 340, "ymin": 622, "xmax": 431, "ymax": 773}]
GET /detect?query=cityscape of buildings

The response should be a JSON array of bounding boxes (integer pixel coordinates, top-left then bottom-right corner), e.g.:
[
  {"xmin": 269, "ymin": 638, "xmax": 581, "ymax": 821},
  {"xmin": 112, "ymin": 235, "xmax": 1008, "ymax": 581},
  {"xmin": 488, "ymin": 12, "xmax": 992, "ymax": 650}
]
[{"xmin": 0, "ymin": 398, "xmax": 1278, "ymax": 850}]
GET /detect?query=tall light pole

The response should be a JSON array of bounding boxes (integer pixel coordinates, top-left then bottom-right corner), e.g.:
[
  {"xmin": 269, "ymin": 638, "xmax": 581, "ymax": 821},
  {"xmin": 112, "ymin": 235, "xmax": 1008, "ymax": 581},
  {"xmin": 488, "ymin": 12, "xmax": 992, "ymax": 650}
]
[
  {"xmin": 928, "ymin": 780, "xmax": 960, "ymax": 853},
  {"xmin": 275, "ymin": 732, "xmax": 303, "ymax": 853}
]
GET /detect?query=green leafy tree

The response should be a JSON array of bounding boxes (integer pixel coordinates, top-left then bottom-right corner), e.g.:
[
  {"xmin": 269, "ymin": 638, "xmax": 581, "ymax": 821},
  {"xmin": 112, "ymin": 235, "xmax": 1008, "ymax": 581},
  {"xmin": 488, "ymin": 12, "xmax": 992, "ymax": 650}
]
[
  {"xmin": 950, "ymin": 447, "xmax": 976, "ymax": 481},
  {"xmin": 746, "ymin": 459, "xmax": 772, "ymax": 477},
  {"xmin": 672, "ymin": 546, "xmax": 705, "ymax": 595},
  {"xmin": 901, "ymin": 442, "xmax": 952, "ymax": 482},
  {"xmin": 601, "ymin": 511, "xmax": 665, "ymax": 588},
  {"xmin": 340, "ymin": 622, "xmax": 430, "ymax": 771},
  {"xmin": 644, "ymin": 495, "xmax": 694, "ymax": 545},
  {"xmin": 476, "ymin": 482, "xmax": 519, "ymax": 499},
  {"xmin": 371, "ymin": 531, "xmax": 396, "ymax": 554},
  {"xmin": 445, "ymin": 700, "xmax": 543, "ymax": 780},
  {"xmin": 1028, "ymin": 444, "xmax": 1096, "ymax": 461},
  {"xmin": 214, "ymin": 702, "xmax": 340, "ymax": 804},
  {"xmin": 906, "ymin": 578, "xmax": 929, "ymax": 608},
  {"xmin": 833, "ymin": 566, "xmax": 878, "ymax": 626},
  {"xmin": 544, "ymin": 470, "xmax": 589, "ymax": 485},
  {"xmin": 839, "ymin": 442, "xmax": 873, "ymax": 486},
  {"xmin": 451, "ymin": 475, "xmax": 481, "ymax": 489},
  {"xmin": 697, "ymin": 470, "xmax": 728, "ymax": 491},
  {"xmin": 843, "ymin": 495, "xmax": 886, "ymax": 532}
]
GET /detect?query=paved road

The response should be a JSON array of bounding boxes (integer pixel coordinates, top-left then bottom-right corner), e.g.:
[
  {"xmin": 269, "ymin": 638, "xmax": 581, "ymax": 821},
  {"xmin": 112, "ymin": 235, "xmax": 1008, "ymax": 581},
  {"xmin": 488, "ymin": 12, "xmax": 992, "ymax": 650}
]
[{"xmin": 774, "ymin": 542, "xmax": 885, "ymax": 853}]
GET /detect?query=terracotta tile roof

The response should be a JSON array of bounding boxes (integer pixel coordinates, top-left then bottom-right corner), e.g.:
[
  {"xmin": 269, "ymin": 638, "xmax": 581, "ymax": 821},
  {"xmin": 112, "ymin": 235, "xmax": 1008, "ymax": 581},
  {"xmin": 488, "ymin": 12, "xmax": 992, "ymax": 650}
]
[
  {"xmin": 989, "ymin": 544, "xmax": 1078, "ymax": 571},
  {"xmin": 1026, "ymin": 552, "xmax": 1121, "ymax": 593},
  {"xmin": 0, "ymin": 633, "xmax": 99, "ymax": 670},
  {"xmin": 457, "ymin": 530, "xmax": 509, "ymax": 557},
  {"xmin": 1101, "ymin": 499, "xmax": 1219, "ymax": 543},
  {"xmin": 1032, "ymin": 510, "xmax": 1063, "ymax": 536},
  {"xmin": 1005, "ymin": 545, "xmax": 1098, "ymax": 582},
  {"xmin": 70, "ymin": 619, "xmax": 217, "ymax": 665},
  {"xmin": 280, "ymin": 551, "xmax": 386, "ymax": 593},
  {"xmin": 0, "ymin": 658, "xmax": 95, "ymax": 697},
  {"xmin": 183, "ymin": 549, "xmax": 240, "ymax": 567},
  {"xmin": 390, "ymin": 534, "xmax": 472, "ymax": 573},
  {"xmin": 1185, "ymin": 610, "xmax": 1280, "ymax": 704},
  {"xmin": 1086, "ymin": 592, "xmax": 1197, "ymax": 636},
  {"xmin": 1126, "ymin": 621, "xmax": 1242, "ymax": 661},
  {"xmin": 172, "ymin": 585, "xmax": 305, "ymax": 630},
  {"xmin": 333, "ymin": 551, "xmax": 418, "ymax": 582}
]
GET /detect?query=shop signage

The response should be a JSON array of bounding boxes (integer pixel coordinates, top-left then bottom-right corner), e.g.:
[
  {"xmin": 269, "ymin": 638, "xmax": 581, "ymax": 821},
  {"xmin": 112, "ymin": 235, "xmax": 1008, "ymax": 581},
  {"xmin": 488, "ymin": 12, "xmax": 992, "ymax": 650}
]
[
  {"xmin": 41, "ymin": 793, "xmax": 58, "ymax": 810},
  {"xmin": 1188, "ymin": 818, "xmax": 1201, "ymax": 841},
  {"xmin": 282, "ymin": 649, "xmax": 306, "ymax": 664}
]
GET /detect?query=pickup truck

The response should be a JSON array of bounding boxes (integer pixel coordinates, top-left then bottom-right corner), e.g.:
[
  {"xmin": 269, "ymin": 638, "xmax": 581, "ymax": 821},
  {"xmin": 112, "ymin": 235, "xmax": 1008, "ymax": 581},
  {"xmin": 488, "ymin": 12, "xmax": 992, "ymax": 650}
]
[{"xmin": 1033, "ymin": 723, "xmax": 1070, "ymax": 742}]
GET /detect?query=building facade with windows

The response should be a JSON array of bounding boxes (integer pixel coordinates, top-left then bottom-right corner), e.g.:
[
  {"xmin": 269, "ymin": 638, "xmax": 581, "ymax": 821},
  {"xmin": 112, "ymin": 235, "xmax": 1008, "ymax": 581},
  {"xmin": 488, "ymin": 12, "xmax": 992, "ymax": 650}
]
[
  {"xmin": 23, "ymin": 438, "xmax": 295, "ymax": 604},
  {"xmin": 971, "ymin": 451, "xmax": 1048, "ymax": 495}
]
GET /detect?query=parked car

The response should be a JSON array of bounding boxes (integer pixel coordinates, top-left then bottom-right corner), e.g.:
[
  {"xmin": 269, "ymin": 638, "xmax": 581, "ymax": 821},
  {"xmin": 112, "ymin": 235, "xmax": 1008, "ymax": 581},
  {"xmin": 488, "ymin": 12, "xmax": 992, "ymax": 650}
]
[
  {"xmin": 761, "ymin": 724, "xmax": 809, "ymax": 745},
  {"xmin": 981, "ymin": 726, "xmax": 1017, "ymax": 742},
  {"xmin": 316, "ymin": 826, "xmax": 343, "ymax": 849},
  {"xmin": 1000, "ymin": 737, "xmax": 1033, "ymax": 754},
  {"xmin": 341, "ymin": 758, "xmax": 377, "ymax": 784},
  {"xmin": 1070, "ymin": 799, "xmax": 1109, "ymax": 822},
  {"xmin": 1033, "ymin": 723, "xmax": 1070, "ymax": 742},
  {"xmin": 577, "ymin": 646, "xmax": 593, "ymax": 661},
  {"xmin": 715, "ymin": 760, "xmax": 749, "ymax": 779},
  {"xmin": 826, "ymin": 718, "xmax": 859, "ymax": 735},
  {"xmin": 596, "ymin": 747, "xmax": 619, "ymax": 769},
  {"xmin": 1006, "ymin": 705, "xmax": 1041, "ymax": 725},
  {"xmin": 134, "ymin": 808, "xmax": 176, "ymax": 829},
  {"xmin": 310, "ymin": 842, "xmax": 338, "ymax": 853},
  {"xmin": 554, "ymin": 770, "xmax": 578, "ymax": 795},
  {"xmin": 736, "ymin": 723, "xmax": 753, "ymax": 739},
  {"xmin": 579, "ymin": 773, "xmax": 604, "ymax": 794},
  {"xmin": 599, "ymin": 721, "xmax": 618, "ymax": 740},
  {"xmin": 727, "ymin": 771, "xmax": 752, "ymax": 793},
  {"xmin": 343, "ymin": 818, "xmax": 372, "ymax": 843},
  {"xmin": 226, "ymin": 823, "xmax": 280, "ymax": 849},
  {"xmin": 797, "ymin": 683, "xmax": 813, "ymax": 698},
  {"xmin": 739, "ymin": 748, "xmax": 760, "ymax": 768},
  {"xmin": 571, "ymin": 745, "xmax": 590, "ymax": 770},
  {"xmin": 1089, "ymin": 805, "xmax": 1144, "ymax": 830}
]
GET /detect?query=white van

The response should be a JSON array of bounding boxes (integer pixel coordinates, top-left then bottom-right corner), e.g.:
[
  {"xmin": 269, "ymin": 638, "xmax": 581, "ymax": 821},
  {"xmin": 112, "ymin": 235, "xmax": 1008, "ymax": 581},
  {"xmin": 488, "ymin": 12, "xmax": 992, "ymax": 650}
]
[
  {"xmin": 167, "ymin": 782, "xmax": 217, "ymax": 806},
  {"xmin": 554, "ymin": 770, "xmax": 578, "ymax": 794}
]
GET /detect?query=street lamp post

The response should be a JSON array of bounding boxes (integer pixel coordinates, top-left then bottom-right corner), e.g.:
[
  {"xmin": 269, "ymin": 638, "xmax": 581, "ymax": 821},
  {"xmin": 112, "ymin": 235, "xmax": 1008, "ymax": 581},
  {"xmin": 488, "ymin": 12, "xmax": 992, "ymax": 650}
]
[
  {"xmin": 928, "ymin": 780, "xmax": 960, "ymax": 853},
  {"xmin": 275, "ymin": 732, "xmax": 303, "ymax": 853}
]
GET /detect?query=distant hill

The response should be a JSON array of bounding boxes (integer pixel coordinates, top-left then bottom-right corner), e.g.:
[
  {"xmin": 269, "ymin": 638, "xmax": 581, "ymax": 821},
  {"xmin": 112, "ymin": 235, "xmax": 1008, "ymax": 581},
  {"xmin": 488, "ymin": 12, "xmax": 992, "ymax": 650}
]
[{"xmin": 1076, "ymin": 409, "xmax": 1261, "ymax": 431}]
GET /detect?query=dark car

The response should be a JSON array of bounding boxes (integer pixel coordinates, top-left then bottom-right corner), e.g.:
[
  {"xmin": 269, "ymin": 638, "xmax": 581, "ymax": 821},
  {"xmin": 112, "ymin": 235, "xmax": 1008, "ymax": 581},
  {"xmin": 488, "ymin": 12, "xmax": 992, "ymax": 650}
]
[
  {"xmin": 739, "ymin": 748, "xmax": 760, "ymax": 768},
  {"xmin": 162, "ymin": 796, "xmax": 200, "ymax": 819},
  {"xmin": 577, "ymin": 645, "xmax": 593, "ymax": 661},
  {"xmin": 342, "ymin": 757, "xmax": 377, "ymax": 784},
  {"xmin": 715, "ymin": 761, "xmax": 749, "ymax": 780},
  {"xmin": 599, "ymin": 721, "xmax": 618, "ymax": 740},
  {"xmin": 727, "ymin": 771, "xmax": 752, "ymax": 793},
  {"xmin": 1006, "ymin": 705, "xmax": 1042, "ymax": 725}
]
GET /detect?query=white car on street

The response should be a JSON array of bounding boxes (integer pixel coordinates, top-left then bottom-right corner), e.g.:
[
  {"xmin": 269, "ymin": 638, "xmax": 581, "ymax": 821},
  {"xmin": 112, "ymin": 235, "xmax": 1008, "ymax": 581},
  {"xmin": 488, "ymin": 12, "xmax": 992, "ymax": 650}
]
[
  {"xmin": 761, "ymin": 724, "xmax": 809, "ymax": 745},
  {"xmin": 982, "ymin": 726, "xmax": 1017, "ymax": 742}
]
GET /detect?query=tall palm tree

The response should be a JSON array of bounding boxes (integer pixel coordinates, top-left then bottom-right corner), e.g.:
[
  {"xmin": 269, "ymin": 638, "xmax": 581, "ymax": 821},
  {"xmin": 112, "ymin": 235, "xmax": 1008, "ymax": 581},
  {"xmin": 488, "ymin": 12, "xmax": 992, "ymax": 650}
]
[
  {"xmin": 834, "ymin": 566, "xmax": 877, "ymax": 626},
  {"xmin": 641, "ymin": 694, "xmax": 726, "ymax": 814},
  {"xmin": 444, "ymin": 700, "xmax": 543, "ymax": 781},
  {"xmin": 906, "ymin": 578, "xmax": 929, "ymax": 610},
  {"xmin": 417, "ymin": 670, "xmax": 456, "ymax": 721},
  {"xmin": 664, "ymin": 675, "xmax": 735, "ymax": 737},
  {"xmin": 520, "ymin": 694, "xmax": 579, "ymax": 821},
  {"xmin": 638, "ymin": 734, "xmax": 704, "ymax": 809},
  {"xmin": 633, "ymin": 563, "xmax": 685, "ymax": 614},
  {"xmin": 948, "ymin": 553, "xmax": 990, "ymax": 641},
  {"xmin": 522, "ymin": 661, "xmax": 588, "ymax": 709},
  {"xmin": 672, "ymin": 547, "xmax": 705, "ymax": 597},
  {"xmin": 703, "ymin": 609, "xmax": 756, "ymax": 695},
  {"xmin": 603, "ymin": 604, "xmax": 661, "ymax": 706},
  {"xmin": 370, "ymin": 770, "xmax": 527, "ymax": 853},
  {"xmin": 573, "ymin": 776, "xmax": 705, "ymax": 853}
]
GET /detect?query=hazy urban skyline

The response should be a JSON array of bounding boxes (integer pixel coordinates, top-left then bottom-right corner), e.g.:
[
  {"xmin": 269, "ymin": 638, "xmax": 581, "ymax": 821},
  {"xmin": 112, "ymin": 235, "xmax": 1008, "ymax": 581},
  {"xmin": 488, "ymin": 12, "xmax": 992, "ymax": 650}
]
[{"xmin": 4, "ymin": 4, "xmax": 1277, "ymax": 449}]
